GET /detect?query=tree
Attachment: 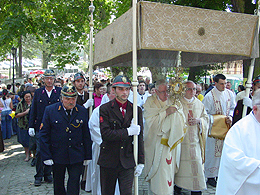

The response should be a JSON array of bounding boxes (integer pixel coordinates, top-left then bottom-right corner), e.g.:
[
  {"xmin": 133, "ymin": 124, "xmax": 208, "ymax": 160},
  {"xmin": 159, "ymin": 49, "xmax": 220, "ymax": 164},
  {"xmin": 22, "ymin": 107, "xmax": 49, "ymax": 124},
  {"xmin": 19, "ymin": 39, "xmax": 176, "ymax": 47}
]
[{"xmin": 0, "ymin": 0, "xmax": 113, "ymax": 75}]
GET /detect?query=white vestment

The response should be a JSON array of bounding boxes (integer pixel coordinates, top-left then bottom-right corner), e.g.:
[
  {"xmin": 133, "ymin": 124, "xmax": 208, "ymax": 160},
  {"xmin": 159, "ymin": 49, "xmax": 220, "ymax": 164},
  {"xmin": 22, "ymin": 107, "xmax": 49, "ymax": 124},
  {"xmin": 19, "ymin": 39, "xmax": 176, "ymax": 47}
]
[
  {"xmin": 202, "ymin": 87, "xmax": 235, "ymax": 178},
  {"xmin": 143, "ymin": 94, "xmax": 186, "ymax": 195},
  {"xmin": 216, "ymin": 112, "xmax": 260, "ymax": 195},
  {"xmin": 175, "ymin": 97, "xmax": 209, "ymax": 191},
  {"xmin": 85, "ymin": 105, "xmax": 120, "ymax": 195}
]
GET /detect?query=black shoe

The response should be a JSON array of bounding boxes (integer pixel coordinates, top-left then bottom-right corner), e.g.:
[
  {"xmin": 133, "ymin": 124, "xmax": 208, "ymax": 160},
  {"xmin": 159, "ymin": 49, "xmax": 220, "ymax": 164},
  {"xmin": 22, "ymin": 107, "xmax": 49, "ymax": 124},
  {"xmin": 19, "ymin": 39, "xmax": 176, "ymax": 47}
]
[
  {"xmin": 31, "ymin": 158, "xmax": 36, "ymax": 167},
  {"xmin": 174, "ymin": 185, "xmax": 182, "ymax": 195},
  {"xmin": 207, "ymin": 178, "xmax": 217, "ymax": 187},
  {"xmin": 191, "ymin": 191, "xmax": 202, "ymax": 195},
  {"xmin": 44, "ymin": 176, "xmax": 53, "ymax": 183},
  {"xmin": 34, "ymin": 179, "xmax": 42, "ymax": 186},
  {"xmin": 81, "ymin": 180, "xmax": 86, "ymax": 191}
]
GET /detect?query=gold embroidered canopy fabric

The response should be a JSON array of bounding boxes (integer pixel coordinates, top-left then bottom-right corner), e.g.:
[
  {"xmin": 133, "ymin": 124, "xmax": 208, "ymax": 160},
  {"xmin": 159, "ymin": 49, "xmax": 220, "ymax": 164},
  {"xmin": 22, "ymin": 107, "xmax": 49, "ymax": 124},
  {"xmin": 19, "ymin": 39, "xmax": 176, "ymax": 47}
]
[{"xmin": 94, "ymin": 1, "xmax": 259, "ymax": 68}]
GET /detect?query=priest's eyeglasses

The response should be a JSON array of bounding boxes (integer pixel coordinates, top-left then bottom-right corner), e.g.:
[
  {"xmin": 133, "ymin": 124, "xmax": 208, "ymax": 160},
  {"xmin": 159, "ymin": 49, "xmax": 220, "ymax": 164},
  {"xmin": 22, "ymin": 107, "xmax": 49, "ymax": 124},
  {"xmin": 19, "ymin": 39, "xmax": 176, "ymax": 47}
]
[
  {"xmin": 186, "ymin": 88, "xmax": 196, "ymax": 91},
  {"xmin": 157, "ymin": 90, "xmax": 170, "ymax": 94}
]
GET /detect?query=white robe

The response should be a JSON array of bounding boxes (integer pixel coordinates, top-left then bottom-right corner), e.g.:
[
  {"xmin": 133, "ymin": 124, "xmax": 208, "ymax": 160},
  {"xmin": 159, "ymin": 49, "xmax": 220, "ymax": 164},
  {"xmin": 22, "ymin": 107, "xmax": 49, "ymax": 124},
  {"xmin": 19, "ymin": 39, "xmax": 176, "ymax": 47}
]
[
  {"xmin": 216, "ymin": 112, "xmax": 260, "ymax": 195},
  {"xmin": 202, "ymin": 87, "xmax": 235, "ymax": 178},
  {"xmin": 85, "ymin": 105, "xmax": 120, "ymax": 195},
  {"xmin": 175, "ymin": 97, "xmax": 209, "ymax": 191},
  {"xmin": 143, "ymin": 94, "xmax": 186, "ymax": 195}
]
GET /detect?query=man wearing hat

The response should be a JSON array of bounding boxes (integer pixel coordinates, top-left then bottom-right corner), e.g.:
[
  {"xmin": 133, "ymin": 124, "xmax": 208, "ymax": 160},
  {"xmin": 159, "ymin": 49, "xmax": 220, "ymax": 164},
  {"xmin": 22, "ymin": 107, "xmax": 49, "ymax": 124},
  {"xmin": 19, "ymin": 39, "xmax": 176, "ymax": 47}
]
[
  {"xmin": 98, "ymin": 75, "xmax": 144, "ymax": 195},
  {"xmin": 28, "ymin": 69, "xmax": 62, "ymax": 186},
  {"xmin": 232, "ymin": 75, "xmax": 260, "ymax": 125},
  {"xmin": 73, "ymin": 72, "xmax": 93, "ymax": 189},
  {"xmin": 40, "ymin": 82, "xmax": 92, "ymax": 195},
  {"xmin": 73, "ymin": 72, "xmax": 93, "ymax": 108}
]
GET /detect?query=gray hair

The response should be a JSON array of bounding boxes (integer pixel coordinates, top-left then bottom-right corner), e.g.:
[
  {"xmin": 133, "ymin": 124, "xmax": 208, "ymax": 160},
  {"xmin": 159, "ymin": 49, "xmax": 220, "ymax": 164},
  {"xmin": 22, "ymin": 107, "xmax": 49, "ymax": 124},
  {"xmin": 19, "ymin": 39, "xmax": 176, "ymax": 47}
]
[
  {"xmin": 184, "ymin": 80, "xmax": 195, "ymax": 86},
  {"xmin": 252, "ymin": 89, "xmax": 260, "ymax": 106},
  {"xmin": 155, "ymin": 79, "xmax": 167, "ymax": 90}
]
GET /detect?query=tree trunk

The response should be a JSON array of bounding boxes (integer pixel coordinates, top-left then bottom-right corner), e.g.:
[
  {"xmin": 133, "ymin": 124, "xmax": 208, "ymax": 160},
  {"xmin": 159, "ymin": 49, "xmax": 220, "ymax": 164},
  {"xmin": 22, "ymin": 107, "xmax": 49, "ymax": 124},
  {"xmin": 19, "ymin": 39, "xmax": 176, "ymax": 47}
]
[
  {"xmin": 18, "ymin": 36, "xmax": 23, "ymax": 77},
  {"xmin": 42, "ymin": 51, "xmax": 50, "ymax": 69},
  {"xmin": 149, "ymin": 67, "xmax": 166, "ymax": 82}
]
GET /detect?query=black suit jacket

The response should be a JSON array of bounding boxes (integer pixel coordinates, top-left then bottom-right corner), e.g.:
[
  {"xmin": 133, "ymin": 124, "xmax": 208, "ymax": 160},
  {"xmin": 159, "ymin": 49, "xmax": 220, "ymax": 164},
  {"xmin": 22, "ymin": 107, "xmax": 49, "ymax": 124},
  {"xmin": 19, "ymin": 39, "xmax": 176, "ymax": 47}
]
[
  {"xmin": 98, "ymin": 99, "xmax": 144, "ymax": 169},
  {"xmin": 76, "ymin": 91, "xmax": 89, "ymax": 106}
]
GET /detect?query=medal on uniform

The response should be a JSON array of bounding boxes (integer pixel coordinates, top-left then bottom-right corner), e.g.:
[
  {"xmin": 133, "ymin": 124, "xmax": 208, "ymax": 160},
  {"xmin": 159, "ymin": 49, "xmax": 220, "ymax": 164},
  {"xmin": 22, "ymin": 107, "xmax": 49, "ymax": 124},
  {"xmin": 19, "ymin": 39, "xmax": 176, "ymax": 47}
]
[{"xmin": 66, "ymin": 127, "xmax": 69, "ymax": 132}]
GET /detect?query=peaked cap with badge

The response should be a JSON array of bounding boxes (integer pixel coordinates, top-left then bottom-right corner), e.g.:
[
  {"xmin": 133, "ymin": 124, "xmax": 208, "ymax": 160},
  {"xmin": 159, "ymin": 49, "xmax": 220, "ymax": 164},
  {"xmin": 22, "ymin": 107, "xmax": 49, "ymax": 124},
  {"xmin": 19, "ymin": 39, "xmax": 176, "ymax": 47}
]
[
  {"xmin": 61, "ymin": 81, "xmax": 78, "ymax": 97},
  {"xmin": 112, "ymin": 75, "xmax": 131, "ymax": 88},
  {"xmin": 74, "ymin": 72, "xmax": 85, "ymax": 81},
  {"xmin": 43, "ymin": 69, "xmax": 55, "ymax": 77}
]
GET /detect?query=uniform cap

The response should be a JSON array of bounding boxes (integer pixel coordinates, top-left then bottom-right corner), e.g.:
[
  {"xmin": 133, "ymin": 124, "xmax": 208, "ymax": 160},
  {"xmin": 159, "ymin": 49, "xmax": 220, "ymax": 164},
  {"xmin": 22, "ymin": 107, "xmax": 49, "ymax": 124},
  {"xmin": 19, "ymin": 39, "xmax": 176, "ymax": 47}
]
[
  {"xmin": 112, "ymin": 75, "xmax": 131, "ymax": 88},
  {"xmin": 61, "ymin": 81, "xmax": 78, "ymax": 97},
  {"xmin": 43, "ymin": 69, "xmax": 55, "ymax": 77},
  {"xmin": 74, "ymin": 72, "xmax": 85, "ymax": 81},
  {"xmin": 253, "ymin": 75, "xmax": 260, "ymax": 84}
]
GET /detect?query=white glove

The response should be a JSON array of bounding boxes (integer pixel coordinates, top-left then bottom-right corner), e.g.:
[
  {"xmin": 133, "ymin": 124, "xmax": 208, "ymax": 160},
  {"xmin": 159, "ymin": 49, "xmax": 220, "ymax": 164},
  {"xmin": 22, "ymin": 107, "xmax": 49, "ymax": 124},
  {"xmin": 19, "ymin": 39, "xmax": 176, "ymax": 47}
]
[
  {"xmin": 83, "ymin": 99, "xmax": 94, "ymax": 108},
  {"xmin": 127, "ymin": 119, "xmax": 140, "ymax": 136},
  {"xmin": 29, "ymin": 128, "xmax": 35, "ymax": 137},
  {"xmin": 83, "ymin": 160, "xmax": 91, "ymax": 166},
  {"xmin": 43, "ymin": 159, "xmax": 54, "ymax": 166},
  {"xmin": 134, "ymin": 164, "xmax": 144, "ymax": 177},
  {"xmin": 243, "ymin": 97, "xmax": 252, "ymax": 109}
]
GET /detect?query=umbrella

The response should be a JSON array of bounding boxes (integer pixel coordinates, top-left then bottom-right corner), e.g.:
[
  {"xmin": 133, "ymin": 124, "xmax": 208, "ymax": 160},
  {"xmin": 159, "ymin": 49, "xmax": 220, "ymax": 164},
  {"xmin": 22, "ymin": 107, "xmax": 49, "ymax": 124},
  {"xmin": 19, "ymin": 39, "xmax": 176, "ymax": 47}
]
[{"xmin": 30, "ymin": 70, "xmax": 44, "ymax": 74}]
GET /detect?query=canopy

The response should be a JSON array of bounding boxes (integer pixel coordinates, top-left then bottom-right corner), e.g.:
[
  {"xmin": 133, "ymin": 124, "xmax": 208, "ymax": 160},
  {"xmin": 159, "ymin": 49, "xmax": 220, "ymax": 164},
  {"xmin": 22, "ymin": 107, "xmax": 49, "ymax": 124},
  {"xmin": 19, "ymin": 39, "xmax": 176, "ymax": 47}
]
[
  {"xmin": 94, "ymin": 1, "xmax": 259, "ymax": 68},
  {"xmin": 30, "ymin": 70, "xmax": 44, "ymax": 74}
]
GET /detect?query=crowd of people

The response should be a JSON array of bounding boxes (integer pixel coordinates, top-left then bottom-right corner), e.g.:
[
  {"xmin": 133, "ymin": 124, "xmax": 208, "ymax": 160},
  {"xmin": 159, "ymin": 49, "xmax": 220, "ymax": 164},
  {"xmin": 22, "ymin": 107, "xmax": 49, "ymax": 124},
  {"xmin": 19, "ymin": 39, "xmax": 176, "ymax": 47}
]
[{"xmin": 0, "ymin": 70, "xmax": 259, "ymax": 195}]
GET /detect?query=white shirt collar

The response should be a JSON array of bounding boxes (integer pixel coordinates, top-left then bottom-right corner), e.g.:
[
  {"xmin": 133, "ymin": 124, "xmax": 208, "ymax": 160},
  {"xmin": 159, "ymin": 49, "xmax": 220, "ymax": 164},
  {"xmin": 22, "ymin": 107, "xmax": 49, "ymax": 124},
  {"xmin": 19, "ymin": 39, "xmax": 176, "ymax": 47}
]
[{"xmin": 184, "ymin": 96, "xmax": 195, "ymax": 103}]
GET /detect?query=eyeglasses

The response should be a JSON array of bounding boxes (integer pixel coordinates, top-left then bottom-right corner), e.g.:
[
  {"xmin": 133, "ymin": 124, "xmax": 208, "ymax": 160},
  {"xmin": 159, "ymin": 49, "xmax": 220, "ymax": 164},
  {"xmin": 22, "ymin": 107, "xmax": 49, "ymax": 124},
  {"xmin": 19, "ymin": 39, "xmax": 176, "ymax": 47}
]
[{"xmin": 157, "ymin": 90, "xmax": 169, "ymax": 94}]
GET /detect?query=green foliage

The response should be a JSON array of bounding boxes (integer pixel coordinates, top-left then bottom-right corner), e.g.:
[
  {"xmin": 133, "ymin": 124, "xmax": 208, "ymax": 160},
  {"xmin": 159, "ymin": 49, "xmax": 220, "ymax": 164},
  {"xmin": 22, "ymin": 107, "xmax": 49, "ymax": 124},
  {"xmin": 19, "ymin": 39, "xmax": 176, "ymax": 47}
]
[{"xmin": 0, "ymin": 0, "xmax": 113, "ymax": 69}]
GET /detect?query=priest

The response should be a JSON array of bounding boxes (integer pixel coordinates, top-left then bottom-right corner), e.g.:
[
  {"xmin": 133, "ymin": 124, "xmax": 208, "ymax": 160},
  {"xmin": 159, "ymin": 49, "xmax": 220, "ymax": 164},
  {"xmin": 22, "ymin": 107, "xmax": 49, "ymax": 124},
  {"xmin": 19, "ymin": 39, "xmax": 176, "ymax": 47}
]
[{"xmin": 216, "ymin": 89, "xmax": 260, "ymax": 194}]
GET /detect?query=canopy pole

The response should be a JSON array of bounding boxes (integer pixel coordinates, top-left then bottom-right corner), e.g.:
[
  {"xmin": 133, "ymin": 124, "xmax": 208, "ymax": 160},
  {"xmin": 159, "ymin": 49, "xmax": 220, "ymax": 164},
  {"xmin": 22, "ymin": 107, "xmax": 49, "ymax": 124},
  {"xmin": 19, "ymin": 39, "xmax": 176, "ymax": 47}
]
[
  {"xmin": 242, "ymin": 2, "xmax": 260, "ymax": 117},
  {"xmin": 88, "ymin": 0, "xmax": 95, "ymax": 117},
  {"xmin": 132, "ymin": 0, "xmax": 138, "ymax": 194}
]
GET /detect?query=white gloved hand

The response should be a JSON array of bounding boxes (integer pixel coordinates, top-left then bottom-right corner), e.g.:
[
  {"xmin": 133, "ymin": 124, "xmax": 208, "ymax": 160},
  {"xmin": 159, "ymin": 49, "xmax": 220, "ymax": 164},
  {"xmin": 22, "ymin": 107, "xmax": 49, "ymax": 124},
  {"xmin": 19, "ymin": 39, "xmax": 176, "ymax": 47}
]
[
  {"xmin": 83, "ymin": 99, "xmax": 94, "ymax": 108},
  {"xmin": 134, "ymin": 164, "xmax": 144, "ymax": 177},
  {"xmin": 83, "ymin": 160, "xmax": 91, "ymax": 166},
  {"xmin": 127, "ymin": 119, "xmax": 140, "ymax": 136},
  {"xmin": 243, "ymin": 97, "xmax": 253, "ymax": 109},
  {"xmin": 29, "ymin": 128, "xmax": 35, "ymax": 137},
  {"xmin": 43, "ymin": 159, "xmax": 54, "ymax": 166}
]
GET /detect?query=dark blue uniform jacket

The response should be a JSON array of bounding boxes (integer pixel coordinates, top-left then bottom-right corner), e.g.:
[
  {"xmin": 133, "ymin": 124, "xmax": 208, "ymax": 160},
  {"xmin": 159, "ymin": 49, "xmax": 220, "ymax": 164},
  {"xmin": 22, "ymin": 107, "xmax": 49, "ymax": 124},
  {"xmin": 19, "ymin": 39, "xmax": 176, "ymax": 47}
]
[{"xmin": 40, "ymin": 102, "xmax": 92, "ymax": 164}]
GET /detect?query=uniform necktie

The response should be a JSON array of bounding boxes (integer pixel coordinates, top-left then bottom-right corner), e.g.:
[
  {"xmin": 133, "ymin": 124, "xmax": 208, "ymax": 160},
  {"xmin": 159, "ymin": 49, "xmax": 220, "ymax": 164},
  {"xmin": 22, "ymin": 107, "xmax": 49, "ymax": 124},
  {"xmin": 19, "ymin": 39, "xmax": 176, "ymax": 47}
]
[
  {"xmin": 78, "ymin": 95, "xmax": 83, "ymax": 100},
  {"xmin": 66, "ymin": 110, "xmax": 71, "ymax": 120}
]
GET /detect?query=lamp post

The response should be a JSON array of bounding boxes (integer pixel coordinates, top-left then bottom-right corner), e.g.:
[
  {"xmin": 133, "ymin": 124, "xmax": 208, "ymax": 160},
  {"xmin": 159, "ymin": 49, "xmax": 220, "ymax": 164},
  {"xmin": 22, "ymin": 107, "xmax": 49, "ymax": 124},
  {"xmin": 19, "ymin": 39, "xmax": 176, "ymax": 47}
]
[
  {"xmin": 88, "ymin": 0, "xmax": 95, "ymax": 116},
  {"xmin": 11, "ymin": 47, "xmax": 17, "ymax": 93}
]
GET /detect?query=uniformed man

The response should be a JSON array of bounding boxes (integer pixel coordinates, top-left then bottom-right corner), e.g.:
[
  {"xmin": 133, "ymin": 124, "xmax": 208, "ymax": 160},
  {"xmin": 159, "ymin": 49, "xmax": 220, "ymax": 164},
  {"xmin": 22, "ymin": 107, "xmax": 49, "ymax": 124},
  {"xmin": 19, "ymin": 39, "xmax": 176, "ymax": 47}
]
[
  {"xmin": 73, "ymin": 73, "xmax": 93, "ymax": 189},
  {"xmin": 73, "ymin": 72, "xmax": 93, "ymax": 108},
  {"xmin": 28, "ymin": 69, "xmax": 62, "ymax": 186},
  {"xmin": 40, "ymin": 82, "xmax": 92, "ymax": 195},
  {"xmin": 98, "ymin": 75, "xmax": 144, "ymax": 195}
]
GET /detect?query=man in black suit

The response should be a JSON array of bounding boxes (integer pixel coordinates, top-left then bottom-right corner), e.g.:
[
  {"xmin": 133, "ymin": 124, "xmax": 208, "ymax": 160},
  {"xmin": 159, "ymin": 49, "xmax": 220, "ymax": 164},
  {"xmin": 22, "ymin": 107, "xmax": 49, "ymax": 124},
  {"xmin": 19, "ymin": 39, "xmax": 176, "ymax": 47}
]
[
  {"xmin": 98, "ymin": 75, "xmax": 144, "ymax": 195},
  {"xmin": 28, "ymin": 69, "xmax": 62, "ymax": 186},
  {"xmin": 40, "ymin": 82, "xmax": 92, "ymax": 195},
  {"xmin": 73, "ymin": 72, "xmax": 93, "ymax": 108}
]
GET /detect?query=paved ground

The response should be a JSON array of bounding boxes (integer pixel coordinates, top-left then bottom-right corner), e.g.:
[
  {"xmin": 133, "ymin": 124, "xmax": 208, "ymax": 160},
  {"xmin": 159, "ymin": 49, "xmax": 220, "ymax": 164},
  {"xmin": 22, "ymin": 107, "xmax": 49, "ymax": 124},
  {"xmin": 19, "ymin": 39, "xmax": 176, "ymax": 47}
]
[{"xmin": 0, "ymin": 135, "xmax": 216, "ymax": 195}]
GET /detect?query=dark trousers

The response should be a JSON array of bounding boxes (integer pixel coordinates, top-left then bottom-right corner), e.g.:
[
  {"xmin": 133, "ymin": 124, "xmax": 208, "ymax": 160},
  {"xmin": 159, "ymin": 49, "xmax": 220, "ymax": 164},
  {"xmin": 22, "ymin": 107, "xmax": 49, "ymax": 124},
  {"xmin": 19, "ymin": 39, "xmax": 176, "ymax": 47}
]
[
  {"xmin": 34, "ymin": 131, "xmax": 52, "ymax": 180},
  {"xmin": 53, "ymin": 162, "xmax": 83, "ymax": 195},
  {"xmin": 100, "ymin": 163, "xmax": 134, "ymax": 195}
]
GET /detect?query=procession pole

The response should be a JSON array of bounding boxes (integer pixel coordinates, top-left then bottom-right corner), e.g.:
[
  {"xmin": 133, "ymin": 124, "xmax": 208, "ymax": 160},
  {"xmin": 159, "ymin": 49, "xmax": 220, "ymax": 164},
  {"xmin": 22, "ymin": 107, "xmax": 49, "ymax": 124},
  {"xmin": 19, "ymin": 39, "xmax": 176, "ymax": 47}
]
[
  {"xmin": 132, "ymin": 0, "xmax": 139, "ymax": 194},
  {"xmin": 88, "ymin": 0, "xmax": 95, "ymax": 117},
  {"xmin": 242, "ymin": 2, "xmax": 260, "ymax": 117}
]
